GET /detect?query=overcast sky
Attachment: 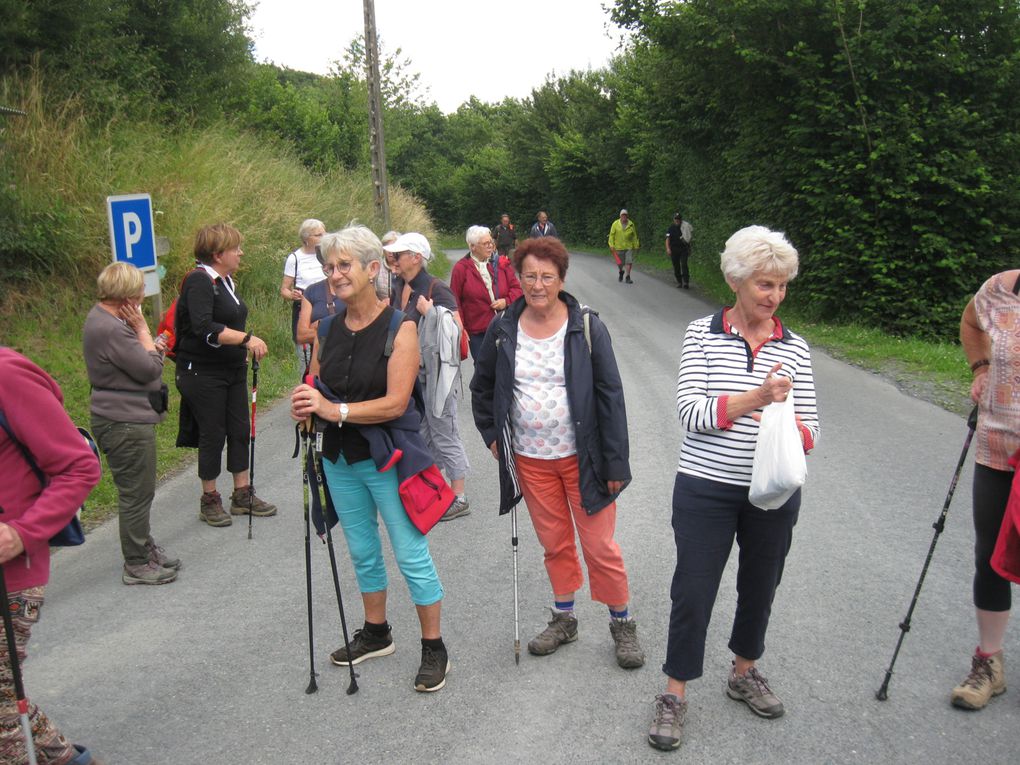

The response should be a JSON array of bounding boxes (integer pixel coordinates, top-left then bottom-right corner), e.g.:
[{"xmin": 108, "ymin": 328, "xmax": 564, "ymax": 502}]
[{"xmin": 247, "ymin": 0, "xmax": 628, "ymax": 113}]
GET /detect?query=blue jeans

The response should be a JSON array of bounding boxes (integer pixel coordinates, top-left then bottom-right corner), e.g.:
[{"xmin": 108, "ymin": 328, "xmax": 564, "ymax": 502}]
[
  {"xmin": 663, "ymin": 473, "xmax": 799, "ymax": 681},
  {"xmin": 321, "ymin": 454, "xmax": 444, "ymax": 606}
]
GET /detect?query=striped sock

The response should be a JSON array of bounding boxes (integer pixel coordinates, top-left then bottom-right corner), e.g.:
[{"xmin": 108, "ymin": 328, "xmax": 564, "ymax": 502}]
[
  {"xmin": 554, "ymin": 599, "xmax": 574, "ymax": 613},
  {"xmin": 609, "ymin": 607, "xmax": 629, "ymax": 621}
]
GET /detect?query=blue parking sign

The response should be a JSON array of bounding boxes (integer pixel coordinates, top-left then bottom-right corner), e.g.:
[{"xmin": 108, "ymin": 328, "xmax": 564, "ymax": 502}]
[{"xmin": 107, "ymin": 194, "xmax": 156, "ymax": 270}]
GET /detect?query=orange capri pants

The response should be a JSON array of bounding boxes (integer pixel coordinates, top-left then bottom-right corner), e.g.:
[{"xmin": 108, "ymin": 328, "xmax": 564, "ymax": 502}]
[{"xmin": 515, "ymin": 453, "xmax": 630, "ymax": 605}]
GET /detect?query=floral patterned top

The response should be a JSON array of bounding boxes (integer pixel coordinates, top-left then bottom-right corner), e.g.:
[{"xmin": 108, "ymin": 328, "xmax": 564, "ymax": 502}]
[
  {"xmin": 511, "ymin": 319, "xmax": 577, "ymax": 459},
  {"xmin": 973, "ymin": 270, "xmax": 1020, "ymax": 470}
]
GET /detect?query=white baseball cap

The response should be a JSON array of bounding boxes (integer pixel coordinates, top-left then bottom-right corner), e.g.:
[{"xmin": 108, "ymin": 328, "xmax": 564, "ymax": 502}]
[
  {"xmin": 382, "ymin": 232, "xmax": 432, "ymax": 261},
  {"xmin": 620, "ymin": 209, "xmax": 628, "ymax": 215}
]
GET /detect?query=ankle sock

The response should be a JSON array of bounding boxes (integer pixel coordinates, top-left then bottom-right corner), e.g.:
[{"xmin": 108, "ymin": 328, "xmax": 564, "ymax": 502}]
[
  {"xmin": 364, "ymin": 620, "xmax": 390, "ymax": 637},
  {"xmin": 976, "ymin": 645, "xmax": 1000, "ymax": 659},
  {"xmin": 421, "ymin": 637, "xmax": 446, "ymax": 652},
  {"xmin": 554, "ymin": 599, "xmax": 574, "ymax": 613},
  {"xmin": 609, "ymin": 606, "xmax": 629, "ymax": 621}
]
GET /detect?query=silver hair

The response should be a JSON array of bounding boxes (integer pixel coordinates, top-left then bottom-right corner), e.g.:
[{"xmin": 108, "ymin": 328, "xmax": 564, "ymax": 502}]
[
  {"xmin": 320, "ymin": 225, "xmax": 384, "ymax": 272},
  {"xmin": 465, "ymin": 225, "xmax": 492, "ymax": 247},
  {"xmin": 720, "ymin": 225, "xmax": 799, "ymax": 285},
  {"xmin": 381, "ymin": 230, "xmax": 401, "ymax": 246},
  {"xmin": 298, "ymin": 218, "xmax": 325, "ymax": 244}
]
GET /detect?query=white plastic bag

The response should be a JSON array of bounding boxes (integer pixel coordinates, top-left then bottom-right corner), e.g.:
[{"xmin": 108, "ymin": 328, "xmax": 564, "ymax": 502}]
[{"xmin": 748, "ymin": 396, "xmax": 807, "ymax": 510}]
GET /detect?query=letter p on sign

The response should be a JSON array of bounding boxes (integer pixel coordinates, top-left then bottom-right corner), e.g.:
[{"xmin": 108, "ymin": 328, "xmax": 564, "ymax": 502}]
[{"xmin": 107, "ymin": 194, "xmax": 157, "ymax": 271}]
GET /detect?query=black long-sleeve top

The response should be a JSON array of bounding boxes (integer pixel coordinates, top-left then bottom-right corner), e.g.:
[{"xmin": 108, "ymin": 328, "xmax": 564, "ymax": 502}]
[{"xmin": 175, "ymin": 268, "xmax": 249, "ymax": 367}]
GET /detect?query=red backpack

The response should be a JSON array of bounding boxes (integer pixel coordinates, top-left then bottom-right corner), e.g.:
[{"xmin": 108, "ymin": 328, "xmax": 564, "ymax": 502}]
[{"xmin": 156, "ymin": 268, "xmax": 213, "ymax": 361}]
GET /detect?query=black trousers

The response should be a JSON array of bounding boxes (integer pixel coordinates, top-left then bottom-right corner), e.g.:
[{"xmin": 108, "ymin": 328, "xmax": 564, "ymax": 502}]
[
  {"xmin": 670, "ymin": 249, "xmax": 690, "ymax": 286},
  {"xmin": 972, "ymin": 463, "xmax": 1013, "ymax": 611},
  {"xmin": 176, "ymin": 364, "xmax": 250, "ymax": 481},
  {"xmin": 663, "ymin": 473, "xmax": 799, "ymax": 682}
]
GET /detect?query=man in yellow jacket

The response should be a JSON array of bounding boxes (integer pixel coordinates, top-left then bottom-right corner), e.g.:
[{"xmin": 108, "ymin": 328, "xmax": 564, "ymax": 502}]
[{"xmin": 608, "ymin": 209, "xmax": 640, "ymax": 284}]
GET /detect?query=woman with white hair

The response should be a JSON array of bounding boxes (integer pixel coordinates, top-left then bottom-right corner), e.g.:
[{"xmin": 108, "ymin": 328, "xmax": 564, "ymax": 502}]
[
  {"xmin": 647, "ymin": 225, "xmax": 819, "ymax": 752},
  {"xmin": 290, "ymin": 225, "xmax": 450, "ymax": 693},
  {"xmin": 449, "ymin": 225, "xmax": 522, "ymax": 360},
  {"xmin": 280, "ymin": 218, "xmax": 327, "ymax": 376}
]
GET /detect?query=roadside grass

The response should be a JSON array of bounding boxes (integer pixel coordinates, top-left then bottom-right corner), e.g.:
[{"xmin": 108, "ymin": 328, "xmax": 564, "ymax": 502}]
[{"xmin": 1, "ymin": 75, "xmax": 437, "ymax": 524}]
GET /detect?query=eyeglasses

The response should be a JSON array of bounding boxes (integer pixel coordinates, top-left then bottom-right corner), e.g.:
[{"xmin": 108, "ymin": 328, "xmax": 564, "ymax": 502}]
[
  {"xmin": 476, "ymin": 240, "xmax": 495, "ymax": 247},
  {"xmin": 322, "ymin": 260, "xmax": 354, "ymax": 276},
  {"xmin": 521, "ymin": 273, "xmax": 559, "ymax": 286}
]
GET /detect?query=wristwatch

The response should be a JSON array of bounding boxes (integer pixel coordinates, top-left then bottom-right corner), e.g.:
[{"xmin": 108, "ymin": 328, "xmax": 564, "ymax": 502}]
[{"xmin": 338, "ymin": 403, "xmax": 349, "ymax": 424}]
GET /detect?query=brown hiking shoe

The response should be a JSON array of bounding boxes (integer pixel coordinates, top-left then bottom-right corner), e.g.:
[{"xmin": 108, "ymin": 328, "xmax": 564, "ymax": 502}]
[
  {"xmin": 199, "ymin": 490, "xmax": 231, "ymax": 527},
  {"xmin": 951, "ymin": 649, "xmax": 1006, "ymax": 710},
  {"xmin": 527, "ymin": 609, "xmax": 578, "ymax": 656},
  {"xmin": 609, "ymin": 618, "xmax": 645, "ymax": 669},
  {"xmin": 648, "ymin": 693, "xmax": 686, "ymax": 751},
  {"xmin": 229, "ymin": 485, "xmax": 277, "ymax": 516},
  {"xmin": 726, "ymin": 663, "xmax": 785, "ymax": 718},
  {"xmin": 122, "ymin": 561, "xmax": 177, "ymax": 585},
  {"xmin": 146, "ymin": 537, "xmax": 181, "ymax": 570}
]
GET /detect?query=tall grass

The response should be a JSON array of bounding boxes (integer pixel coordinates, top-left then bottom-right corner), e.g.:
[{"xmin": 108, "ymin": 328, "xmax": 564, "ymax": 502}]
[{"xmin": 0, "ymin": 71, "xmax": 436, "ymax": 519}]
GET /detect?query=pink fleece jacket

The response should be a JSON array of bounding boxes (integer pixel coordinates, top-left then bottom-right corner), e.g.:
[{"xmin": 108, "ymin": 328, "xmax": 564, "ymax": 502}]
[{"xmin": 0, "ymin": 348, "xmax": 101, "ymax": 591}]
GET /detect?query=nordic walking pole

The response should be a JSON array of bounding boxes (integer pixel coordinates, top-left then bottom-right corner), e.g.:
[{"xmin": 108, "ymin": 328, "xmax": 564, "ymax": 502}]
[
  {"xmin": 511, "ymin": 504, "xmax": 521, "ymax": 666},
  {"xmin": 876, "ymin": 406, "xmax": 979, "ymax": 701},
  {"xmin": 0, "ymin": 566, "xmax": 39, "ymax": 765},
  {"xmin": 309, "ymin": 438, "xmax": 359, "ymax": 694},
  {"xmin": 248, "ymin": 358, "xmax": 259, "ymax": 540},
  {"xmin": 300, "ymin": 424, "xmax": 318, "ymax": 694},
  {"xmin": 323, "ymin": 517, "xmax": 359, "ymax": 695}
]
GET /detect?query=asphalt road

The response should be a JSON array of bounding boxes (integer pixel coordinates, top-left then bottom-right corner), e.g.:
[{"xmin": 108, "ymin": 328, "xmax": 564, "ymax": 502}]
[{"xmin": 26, "ymin": 250, "xmax": 1015, "ymax": 764}]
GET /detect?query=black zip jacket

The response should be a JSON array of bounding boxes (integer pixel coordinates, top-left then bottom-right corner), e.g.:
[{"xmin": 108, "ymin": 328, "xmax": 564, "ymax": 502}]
[{"xmin": 470, "ymin": 290, "xmax": 631, "ymax": 515}]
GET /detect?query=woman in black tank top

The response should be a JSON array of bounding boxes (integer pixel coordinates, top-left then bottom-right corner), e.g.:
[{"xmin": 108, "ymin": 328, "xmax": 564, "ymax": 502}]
[{"xmin": 290, "ymin": 225, "xmax": 451, "ymax": 693}]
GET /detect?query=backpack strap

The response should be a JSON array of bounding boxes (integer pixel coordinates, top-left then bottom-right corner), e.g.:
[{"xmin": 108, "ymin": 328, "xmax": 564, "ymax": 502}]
[
  {"xmin": 0, "ymin": 409, "xmax": 46, "ymax": 487},
  {"xmin": 1012, "ymin": 273, "xmax": 1020, "ymax": 295},
  {"xmin": 582, "ymin": 310, "xmax": 593, "ymax": 354},
  {"xmin": 385, "ymin": 308, "xmax": 406, "ymax": 357}
]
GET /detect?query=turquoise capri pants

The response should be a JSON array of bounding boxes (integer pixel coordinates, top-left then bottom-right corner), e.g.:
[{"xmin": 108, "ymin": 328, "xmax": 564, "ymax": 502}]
[{"xmin": 320, "ymin": 453, "xmax": 444, "ymax": 606}]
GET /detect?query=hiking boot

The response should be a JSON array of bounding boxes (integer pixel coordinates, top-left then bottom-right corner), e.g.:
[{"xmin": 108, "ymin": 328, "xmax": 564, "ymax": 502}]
[
  {"xmin": 122, "ymin": 561, "xmax": 177, "ymax": 586},
  {"xmin": 625, "ymin": 275, "xmax": 634, "ymax": 284},
  {"xmin": 69, "ymin": 745, "xmax": 103, "ymax": 765},
  {"xmin": 146, "ymin": 537, "xmax": 181, "ymax": 570},
  {"xmin": 528, "ymin": 609, "xmax": 578, "ymax": 656},
  {"xmin": 440, "ymin": 497, "xmax": 471, "ymax": 522},
  {"xmin": 726, "ymin": 663, "xmax": 785, "ymax": 718},
  {"xmin": 329, "ymin": 627, "xmax": 395, "ymax": 667},
  {"xmin": 229, "ymin": 485, "xmax": 277, "ymax": 517},
  {"xmin": 648, "ymin": 693, "xmax": 686, "ymax": 751},
  {"xmin": 199, "ymin": 491, "xmax": 231, "ymax": 527},
  {"xmin": 618, "ymin": 268, "xmax": 624, "ymax": 282},
  {"xmin": 951, "ymin": 649, "xmax": 1006, "ymax": 710},
  {"xmin": 610, "ymin": 618, "xmax": 645, "ymax": 669},
  {"xmin": 414, "ymin": 643, "xmax": 451, "ymax": 692}
]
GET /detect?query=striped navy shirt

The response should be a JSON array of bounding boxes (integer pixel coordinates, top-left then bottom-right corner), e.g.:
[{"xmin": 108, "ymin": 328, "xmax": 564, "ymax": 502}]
[{"xmin": 676, "ymin": 309, "xmax": 819, "ymax": 486}]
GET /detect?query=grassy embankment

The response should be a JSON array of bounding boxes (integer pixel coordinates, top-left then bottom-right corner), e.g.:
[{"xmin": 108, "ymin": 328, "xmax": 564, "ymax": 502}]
[{"xmin": 0, "ymin": 76, "xmax": 436, "ymax": 524}]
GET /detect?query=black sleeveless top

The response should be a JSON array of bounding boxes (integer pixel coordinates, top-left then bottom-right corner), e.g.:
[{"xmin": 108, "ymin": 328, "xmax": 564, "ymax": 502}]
[{"xmin": 319, "ymin": 305, "xmax": 412, "ymax": 463}]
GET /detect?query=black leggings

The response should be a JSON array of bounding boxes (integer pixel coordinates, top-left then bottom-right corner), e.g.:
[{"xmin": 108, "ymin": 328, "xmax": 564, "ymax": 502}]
[{"xmin": 972, "ymin": 463, "xmax": 1013, "ymax": 611}]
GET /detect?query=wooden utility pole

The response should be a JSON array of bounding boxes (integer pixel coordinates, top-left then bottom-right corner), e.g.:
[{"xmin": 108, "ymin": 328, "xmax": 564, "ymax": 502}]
[{"xmin": 363, "ymin": 0, "xmax": 391, "ymax": 231}]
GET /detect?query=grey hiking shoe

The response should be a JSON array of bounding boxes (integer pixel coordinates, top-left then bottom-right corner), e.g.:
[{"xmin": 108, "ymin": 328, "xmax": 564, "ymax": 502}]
[
  {"xmin": 951, "ymin": 649, "xmax": 1006, "ymax": 710},
  {"xmin": 439, "ymin": 497, "xmax": 471, "ymax": 522},
  {"xmin": 528, "ymin": 609, "xmax": 578, "ymax": 656},
  {"xmin": 414, "ymin": 644, "xmax": 451, "ymax": 692},
  {"xmin": 330, "ymin": 627, "xmax": 395, "ymax": 667},
  {"xmin": 726, "ymin": 663, "xmax": 785, "ymax": 718},
  {"xmin": 146, "ymin": 537, "xmax": 181, "ymax": 570},
  {"xmin": 122, "ymin": 561, "xmax": 177, "ymax": 586},
  {"xmin": 609, "ymin": 618, "xmax": 645, "ymax": 669},
  {"xmin": 199, "ymin": 491, "xmax": 231, "ymax": 527},
  {"xmin": 648, "ymin": 693, "xmax": 686, "ymax": 751},
  {"xmin": 229, "ymin": 485, "xmax": 277, "ymax": 517}
]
